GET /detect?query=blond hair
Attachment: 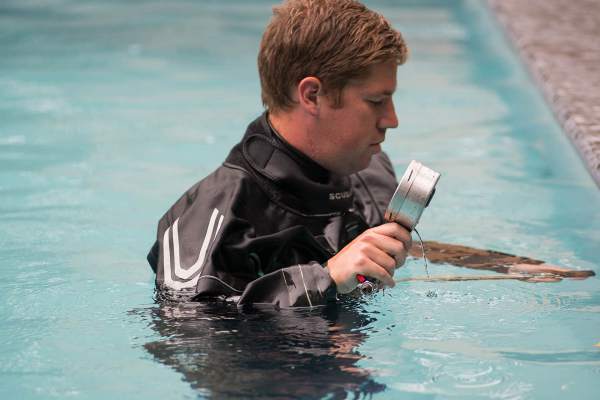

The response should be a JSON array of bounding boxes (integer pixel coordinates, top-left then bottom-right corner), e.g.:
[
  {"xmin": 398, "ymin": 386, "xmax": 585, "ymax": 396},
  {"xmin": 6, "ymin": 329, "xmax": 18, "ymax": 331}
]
[{"xmin": 258, "ymin": 0, "xmax": 408, "ymax": 111}]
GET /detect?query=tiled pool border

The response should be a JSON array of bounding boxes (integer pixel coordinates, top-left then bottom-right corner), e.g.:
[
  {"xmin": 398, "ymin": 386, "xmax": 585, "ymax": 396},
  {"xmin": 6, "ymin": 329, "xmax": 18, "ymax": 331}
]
[{"xmin": 488, "ymin": 0, "xmax": 600, "ymax": 187}]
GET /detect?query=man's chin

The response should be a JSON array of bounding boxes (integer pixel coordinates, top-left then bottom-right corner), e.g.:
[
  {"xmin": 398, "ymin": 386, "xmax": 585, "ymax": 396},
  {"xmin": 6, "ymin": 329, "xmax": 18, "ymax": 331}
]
[
  {"xmin": 328, "ymin": 152, "xmax": 377, "ymax": 176},
  {"xmin": 346, "ymin": 156, "xmax": 375, "ymax": 175}
]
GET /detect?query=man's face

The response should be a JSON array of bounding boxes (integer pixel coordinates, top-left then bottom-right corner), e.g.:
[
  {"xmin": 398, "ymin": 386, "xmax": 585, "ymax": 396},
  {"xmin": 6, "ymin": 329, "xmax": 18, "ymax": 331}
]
[{"xmin": 316, "ymin": 59, "xmax": 399, "ymax": 176}]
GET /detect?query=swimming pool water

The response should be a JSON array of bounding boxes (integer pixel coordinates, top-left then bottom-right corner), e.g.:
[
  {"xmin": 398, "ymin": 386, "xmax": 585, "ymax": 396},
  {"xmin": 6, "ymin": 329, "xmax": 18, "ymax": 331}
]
[{"xmin": 1, "ymin": 0, "xmax": 599, "ymax": 398}]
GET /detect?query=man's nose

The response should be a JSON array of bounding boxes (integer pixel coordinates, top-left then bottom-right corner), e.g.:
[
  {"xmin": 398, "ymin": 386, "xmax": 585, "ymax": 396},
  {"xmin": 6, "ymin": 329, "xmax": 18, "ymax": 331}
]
[{"xmin": 379, "ymin": 99, "xmax": 398, "ymax": 129}]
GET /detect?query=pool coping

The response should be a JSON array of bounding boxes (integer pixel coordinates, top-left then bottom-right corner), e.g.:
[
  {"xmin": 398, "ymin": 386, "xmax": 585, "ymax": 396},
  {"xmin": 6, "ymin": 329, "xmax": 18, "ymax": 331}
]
[{"xmin": 487, "ymin": 0, "xmax": 600, "ymax": 188}]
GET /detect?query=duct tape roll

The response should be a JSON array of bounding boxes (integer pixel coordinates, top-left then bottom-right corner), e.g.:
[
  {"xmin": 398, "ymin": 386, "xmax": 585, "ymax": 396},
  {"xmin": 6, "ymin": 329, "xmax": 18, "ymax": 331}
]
[
  {"xmin": 356, "ymin": 160, "xmax": 441, "ymax": 293},
  {"xmin": 384, "ymin": 160, "xmax": 441, "ymax": 230}
]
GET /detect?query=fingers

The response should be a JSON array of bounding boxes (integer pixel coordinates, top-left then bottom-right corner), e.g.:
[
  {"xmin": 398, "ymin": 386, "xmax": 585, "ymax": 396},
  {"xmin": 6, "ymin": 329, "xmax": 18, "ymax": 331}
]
[
  {"xmin": 370, "ymin": 222, "xmax": 413, "ymax": 251},
  {"xmin": 359, "ymin": 258, "xmax": 396, "ymax": 288},
  {"xmin": 372, "ymin": 233, "xmax": 408, "ymax": 266},
  {"xmin": 326, "ymin": 222, "xmax": 414, "ymax": 293},
  {"xmin": 362, "ymin": 244, "xmax": 396, "ymax": 274},
  {"xmin": 361, "ymin": 223, "xmax": 411, "ymax": 267}
]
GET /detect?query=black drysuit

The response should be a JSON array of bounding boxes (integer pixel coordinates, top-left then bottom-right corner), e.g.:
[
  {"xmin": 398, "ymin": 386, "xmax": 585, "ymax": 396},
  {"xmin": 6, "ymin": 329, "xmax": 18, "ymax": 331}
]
[{"xmin": 147, "ymin": 113, "xmax": 398, "ymax": 307}]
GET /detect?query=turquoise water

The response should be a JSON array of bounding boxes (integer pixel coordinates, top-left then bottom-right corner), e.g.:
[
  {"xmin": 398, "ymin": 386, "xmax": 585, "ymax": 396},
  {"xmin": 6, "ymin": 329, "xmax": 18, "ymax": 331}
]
[{"xmin": 1, "ymin": 0, "xmax": 599, "ymax": 398}]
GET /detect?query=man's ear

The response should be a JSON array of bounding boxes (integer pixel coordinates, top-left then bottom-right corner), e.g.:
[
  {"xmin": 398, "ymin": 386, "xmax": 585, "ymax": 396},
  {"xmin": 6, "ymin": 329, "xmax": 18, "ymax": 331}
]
[{"xmin": 297, "ymin": 77, "xmax": 322, "ymax": 115}]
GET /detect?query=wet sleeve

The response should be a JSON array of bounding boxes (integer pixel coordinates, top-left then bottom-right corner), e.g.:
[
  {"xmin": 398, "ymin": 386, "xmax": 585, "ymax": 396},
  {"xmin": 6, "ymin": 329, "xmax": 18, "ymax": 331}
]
[{"xmin": 236, "ymin": 262, "xmax": 337, "ymax": 308}]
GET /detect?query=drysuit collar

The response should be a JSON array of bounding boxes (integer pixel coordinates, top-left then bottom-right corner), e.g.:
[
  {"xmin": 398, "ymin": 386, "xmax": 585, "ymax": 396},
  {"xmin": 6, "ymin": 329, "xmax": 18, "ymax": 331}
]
[{"xmin": 226, "ymin": 113, "xmax": 354, "ymax": 216}]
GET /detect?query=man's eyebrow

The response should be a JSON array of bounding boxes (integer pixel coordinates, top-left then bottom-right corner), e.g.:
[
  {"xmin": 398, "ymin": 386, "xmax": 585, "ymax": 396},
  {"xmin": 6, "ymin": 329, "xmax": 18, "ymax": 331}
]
[
  {"xmin": 364, "ymin": 88, "xmax": 396, "ymax": 97},
  {"xmin": 372, "ymin": 90, "xmax": 395, "ymax": 97}
]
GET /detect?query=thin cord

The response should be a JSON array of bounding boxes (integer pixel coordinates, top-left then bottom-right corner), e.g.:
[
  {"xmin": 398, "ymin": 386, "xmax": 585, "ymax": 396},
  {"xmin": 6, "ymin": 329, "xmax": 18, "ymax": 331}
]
[{"xmin": 413, "ymin": 227, "xmax": 429, "ymax": 278}]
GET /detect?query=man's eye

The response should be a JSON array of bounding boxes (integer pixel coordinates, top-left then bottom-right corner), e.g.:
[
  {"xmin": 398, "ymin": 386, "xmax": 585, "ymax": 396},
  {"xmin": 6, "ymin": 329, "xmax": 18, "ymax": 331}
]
[{"xmin": 368, "ymin": 99, "xmax": 383, "ymax": 105}]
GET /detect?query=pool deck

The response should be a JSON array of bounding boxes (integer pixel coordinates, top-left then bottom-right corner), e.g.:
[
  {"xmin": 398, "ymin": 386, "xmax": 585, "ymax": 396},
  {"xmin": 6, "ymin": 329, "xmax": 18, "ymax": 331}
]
[{"xmin": 488, "ymin": 0, "xmax": 600, "ymax": 187}]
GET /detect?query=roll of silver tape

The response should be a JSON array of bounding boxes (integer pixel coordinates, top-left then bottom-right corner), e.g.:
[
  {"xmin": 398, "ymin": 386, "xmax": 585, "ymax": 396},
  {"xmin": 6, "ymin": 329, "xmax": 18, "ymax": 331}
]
[{"xmin": 384, "ymin": 160, "xmax": 441, "ymax": 230}]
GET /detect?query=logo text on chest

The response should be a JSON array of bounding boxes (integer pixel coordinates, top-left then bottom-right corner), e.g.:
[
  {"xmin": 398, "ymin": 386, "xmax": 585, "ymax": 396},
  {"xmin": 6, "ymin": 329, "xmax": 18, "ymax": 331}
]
[{"xmin": 329, "ymin": 191, "xmax": 352, "ymax": 201}]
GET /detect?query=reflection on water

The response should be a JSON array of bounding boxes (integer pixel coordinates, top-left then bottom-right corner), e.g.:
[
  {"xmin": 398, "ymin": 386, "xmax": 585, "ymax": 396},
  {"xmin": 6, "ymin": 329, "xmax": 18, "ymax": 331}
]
[
  {"xmin": 137, "ymin": 298, "xmax": 385, "ymax": 399},
  {"xmin": 500, "ymin": 350, "xmax": 600, "ymax": 365}
]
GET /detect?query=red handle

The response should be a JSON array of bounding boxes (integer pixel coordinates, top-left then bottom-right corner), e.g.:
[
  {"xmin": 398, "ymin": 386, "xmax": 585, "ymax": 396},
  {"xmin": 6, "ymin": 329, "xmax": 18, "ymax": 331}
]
[{"xmin": 356, "ymin": 274, "xmax": 367, "ymax": 283}]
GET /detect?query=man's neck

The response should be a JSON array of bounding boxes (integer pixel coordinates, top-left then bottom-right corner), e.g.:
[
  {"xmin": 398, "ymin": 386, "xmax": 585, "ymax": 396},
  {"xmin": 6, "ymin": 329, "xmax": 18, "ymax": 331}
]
[{"xmin": 268, "ymin": 110, "xmax": 319, "ymax": 165}]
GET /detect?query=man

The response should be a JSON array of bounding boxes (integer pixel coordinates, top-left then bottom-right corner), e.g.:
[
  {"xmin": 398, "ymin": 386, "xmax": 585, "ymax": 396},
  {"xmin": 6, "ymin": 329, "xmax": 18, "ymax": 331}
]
[
  {"xmin": 148, "ymin": 0, "xmax": 410, "ymax": 306},
  {"xmin": 147, "ymin": 0, "xmax": 592, "ymax": 307}
]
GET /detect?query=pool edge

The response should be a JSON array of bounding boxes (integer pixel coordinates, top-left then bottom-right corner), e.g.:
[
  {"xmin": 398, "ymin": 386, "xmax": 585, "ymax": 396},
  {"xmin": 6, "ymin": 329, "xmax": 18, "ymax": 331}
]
[{"xmin": 487, "ymin": 0, "xmax": 600, "ymax": 188}]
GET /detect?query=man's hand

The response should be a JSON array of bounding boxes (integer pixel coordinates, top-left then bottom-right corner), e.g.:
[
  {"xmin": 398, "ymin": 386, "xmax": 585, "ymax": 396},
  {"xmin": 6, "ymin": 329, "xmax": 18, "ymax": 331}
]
[{"xmin": 326, "ymin": 222, "xmax": 412, "ymax": 293}]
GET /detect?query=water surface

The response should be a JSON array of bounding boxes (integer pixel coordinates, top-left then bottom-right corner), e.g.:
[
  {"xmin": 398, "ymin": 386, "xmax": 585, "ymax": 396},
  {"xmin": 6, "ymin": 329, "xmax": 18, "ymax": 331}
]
[{"xmin": 1, "ymin": 0, "xmax": 599, "ymax": 399}]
